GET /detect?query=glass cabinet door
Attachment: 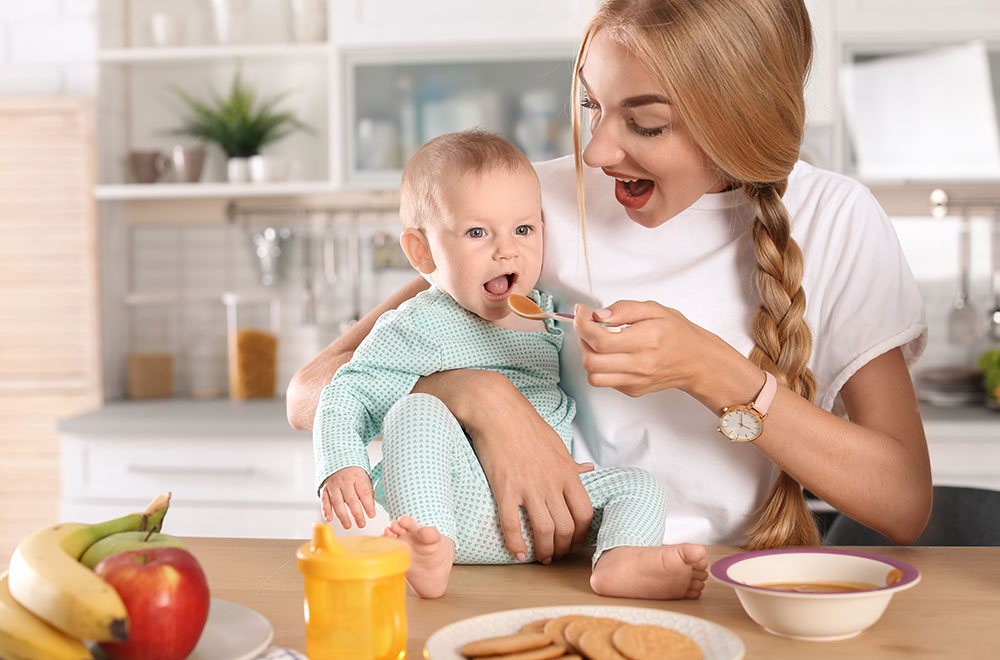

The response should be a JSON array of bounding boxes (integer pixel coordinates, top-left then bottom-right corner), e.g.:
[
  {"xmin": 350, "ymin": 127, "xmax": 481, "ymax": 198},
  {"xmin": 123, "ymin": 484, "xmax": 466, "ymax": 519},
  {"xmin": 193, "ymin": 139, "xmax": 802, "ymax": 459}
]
[{"xmin": 345, "ymin": 49, "xmax": 577, "ymax": 186}]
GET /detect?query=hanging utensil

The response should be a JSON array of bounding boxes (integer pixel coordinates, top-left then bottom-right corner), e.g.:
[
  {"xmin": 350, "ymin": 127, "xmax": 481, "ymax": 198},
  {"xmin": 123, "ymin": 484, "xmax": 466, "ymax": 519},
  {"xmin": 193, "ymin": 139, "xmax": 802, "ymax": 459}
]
[
  {"xmin": 989, "ymin": 206, "xmax": 1000, "ymax": 342},
  {"xmin": 301, "ymin": 224, "xmax": 317, "ymax": 326},
  {"xmin": 948, "ymin": 207, "xmax": 981, "ymax": 347}
]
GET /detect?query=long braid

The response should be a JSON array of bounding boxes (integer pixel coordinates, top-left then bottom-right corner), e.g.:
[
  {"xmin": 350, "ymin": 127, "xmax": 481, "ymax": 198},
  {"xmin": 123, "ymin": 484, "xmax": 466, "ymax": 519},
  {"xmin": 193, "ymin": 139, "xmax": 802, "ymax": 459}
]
[{"xmin": 743, "ymin": 181, "xmax": 821, "ymax": 549}]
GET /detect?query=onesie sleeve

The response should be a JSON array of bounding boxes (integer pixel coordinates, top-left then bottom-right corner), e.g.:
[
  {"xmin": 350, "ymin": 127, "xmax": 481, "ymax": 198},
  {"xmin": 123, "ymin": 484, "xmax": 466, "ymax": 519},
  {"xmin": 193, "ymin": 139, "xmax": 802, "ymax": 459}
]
[
  {"xmin": 804, "ymin": 186, "xmax": 927, "ymax": 414},
  {"xmin": 312, "ymin": 307, "xmax": 443, "ymax": 493}
]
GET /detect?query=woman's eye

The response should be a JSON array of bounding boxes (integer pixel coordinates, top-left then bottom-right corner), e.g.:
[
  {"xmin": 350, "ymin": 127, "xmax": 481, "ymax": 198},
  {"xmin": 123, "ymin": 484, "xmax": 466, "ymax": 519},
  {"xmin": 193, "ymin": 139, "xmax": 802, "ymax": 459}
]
[
  {"xmin": 466, "ymin": 228, "xmax": 485, "ymax": 238},
  {"xmin": 515, "ymin": 225, "xmax": 533, "ymax": 236},
  {"xmin": 580, "ymin": 90, "xmax": 599, "ymax": 110},
  {"xmin": 629, "ymin": 120, "xmax": 667, "ymax": 137}
]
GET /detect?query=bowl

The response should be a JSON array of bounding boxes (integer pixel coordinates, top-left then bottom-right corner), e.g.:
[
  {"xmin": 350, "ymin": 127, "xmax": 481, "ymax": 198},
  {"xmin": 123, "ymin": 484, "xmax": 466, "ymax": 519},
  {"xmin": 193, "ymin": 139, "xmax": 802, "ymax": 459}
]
[{"xmin": 710, "ymin": 548, "xmax": 920, "ymax": 641}]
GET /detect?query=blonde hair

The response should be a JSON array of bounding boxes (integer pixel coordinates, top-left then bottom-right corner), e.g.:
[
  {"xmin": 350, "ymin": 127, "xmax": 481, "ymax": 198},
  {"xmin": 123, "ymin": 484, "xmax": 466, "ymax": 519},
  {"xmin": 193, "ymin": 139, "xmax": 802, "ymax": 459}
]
[
  {"xmin": 573, "ymin": 0, "xmax": 820, "ymax": 550},
  {"xmin": 399, "ymin": 129, "xmax": 536, "ymax": 229}
]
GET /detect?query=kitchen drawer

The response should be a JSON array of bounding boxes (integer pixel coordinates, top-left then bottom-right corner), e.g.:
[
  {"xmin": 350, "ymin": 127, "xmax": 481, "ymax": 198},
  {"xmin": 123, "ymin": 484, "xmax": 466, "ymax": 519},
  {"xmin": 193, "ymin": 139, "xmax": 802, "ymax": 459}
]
[
  {"xmin": 61, "ymin": 433, "xmax": 315, "ymax": 505},
  {"xmin": 928, "ymin": 438, "xmax": 1000, "ymax": 492}
]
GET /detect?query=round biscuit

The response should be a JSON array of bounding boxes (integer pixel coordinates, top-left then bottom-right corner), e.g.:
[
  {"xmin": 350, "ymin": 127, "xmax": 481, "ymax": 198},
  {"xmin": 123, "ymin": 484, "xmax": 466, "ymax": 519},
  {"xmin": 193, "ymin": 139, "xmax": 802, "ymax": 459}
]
[
  {"xmin": 470, "ymin": 644, "xmax": 565, "ymax": 660},
  {"xmin": 611, "ymin": 624, "xmax": 703, "ymax": 660},
  {"xmin": 460, "ymin": 631, "xmax": 551, "ymax": 657},
  {"xmin": 563, "ymin": 617, "xmax": 623, "ymax": 653},
  {"xmin": 577, "ymin": 626, "xmax": 629, "ymax": 660},
  {"xmin": 519, "ymin": 618, "xmax": 551, "ymax": 635},
  {"xmin": 542, "ymin": 615, "xmax": 587, "ymax": 649}
]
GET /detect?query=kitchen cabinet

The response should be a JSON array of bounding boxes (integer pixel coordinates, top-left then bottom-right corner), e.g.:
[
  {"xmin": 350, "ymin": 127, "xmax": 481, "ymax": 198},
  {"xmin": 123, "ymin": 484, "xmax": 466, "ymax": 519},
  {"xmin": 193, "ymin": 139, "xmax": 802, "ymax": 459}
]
[
  {"xmin": 331, "ymin": 0, "xmax": 596, "ymax": 47},
  {"xmin": 344, "ymin": 48, "xmax": 577, "ymax": 187},
  {"xmin": 95, "ymin": 0, "xmax": 592, "ymax": 200},
  {"xmin": 96, "ymin": 0, "xmax": 334, "ymax": 199},
  {"xmin": 921, "ymin": 403, "xmax": 1000, "ymax": 492},
  {"xmin": 834, "ymin": 0, "xmax": 1000, "ymax": 38},
  {"xmin": 57, "ymin": 399, "xmax": 389, "ymax": 538},
  {"xmin": 828, "ymin": 0, "xmax": 1000, "ymax": 183}
]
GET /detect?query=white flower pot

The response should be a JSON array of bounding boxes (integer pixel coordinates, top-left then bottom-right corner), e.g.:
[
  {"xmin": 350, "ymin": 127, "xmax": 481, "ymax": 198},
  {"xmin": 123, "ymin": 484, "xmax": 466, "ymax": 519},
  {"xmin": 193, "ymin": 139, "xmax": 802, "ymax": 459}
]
[
  {"xmin": 248, "ymin": 155, "xmax": 290, "ymax": 183},
  {"xmin": 227, "ymin": 157, "xmax": 250, "ymax": 183}
]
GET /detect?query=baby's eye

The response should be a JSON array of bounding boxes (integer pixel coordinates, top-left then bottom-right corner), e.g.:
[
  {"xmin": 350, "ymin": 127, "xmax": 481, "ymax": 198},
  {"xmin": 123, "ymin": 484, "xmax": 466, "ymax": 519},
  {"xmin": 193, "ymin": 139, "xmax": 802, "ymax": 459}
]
[
  {"xmin": 466, "ymin": 227, "xmax": 485, "ymax": 238},
  {"xmin": 515, "ymin": 225, "xmax": 533, "ymax": 236}
]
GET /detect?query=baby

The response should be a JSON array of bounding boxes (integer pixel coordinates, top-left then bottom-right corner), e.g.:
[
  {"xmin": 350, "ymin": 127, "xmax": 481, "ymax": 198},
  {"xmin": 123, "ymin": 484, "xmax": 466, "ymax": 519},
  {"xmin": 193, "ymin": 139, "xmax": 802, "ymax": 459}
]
[{"xmin": 312, "ymin": 129, "xmax": 706, "ymax": 599}]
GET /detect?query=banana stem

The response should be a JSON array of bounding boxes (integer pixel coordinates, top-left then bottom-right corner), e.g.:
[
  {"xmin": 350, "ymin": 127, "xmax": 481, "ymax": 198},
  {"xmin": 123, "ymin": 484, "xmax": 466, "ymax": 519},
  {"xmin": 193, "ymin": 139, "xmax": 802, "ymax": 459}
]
[{"xmin": 60, "ymin": 492, "xmax": 173, "ymax": 559}]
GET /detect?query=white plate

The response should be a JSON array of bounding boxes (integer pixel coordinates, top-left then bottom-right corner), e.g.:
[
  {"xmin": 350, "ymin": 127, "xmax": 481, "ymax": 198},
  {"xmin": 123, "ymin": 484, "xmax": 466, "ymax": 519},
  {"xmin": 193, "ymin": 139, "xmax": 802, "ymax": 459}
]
[
  {"xmin": 90, "ymin": 598, "xmax": 274, "ymax": 660},
  {"xmin": 423, "ymin": 604, "xmax": 745, "ymax": 660}
]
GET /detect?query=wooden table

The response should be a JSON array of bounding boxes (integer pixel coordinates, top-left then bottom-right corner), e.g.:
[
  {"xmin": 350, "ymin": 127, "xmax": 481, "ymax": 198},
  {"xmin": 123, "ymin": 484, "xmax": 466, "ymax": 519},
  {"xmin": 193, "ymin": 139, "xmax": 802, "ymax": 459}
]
[{"xmin": 184, "ymin": 538, "xmax": 999, "ymax": 659}]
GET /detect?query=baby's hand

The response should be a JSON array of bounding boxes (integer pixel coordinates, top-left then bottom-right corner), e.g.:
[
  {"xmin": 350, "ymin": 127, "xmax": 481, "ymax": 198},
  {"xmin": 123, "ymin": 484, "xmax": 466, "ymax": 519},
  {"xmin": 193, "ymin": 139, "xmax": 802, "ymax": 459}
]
[{"xmin": 320, "ymin": 467, "xmax": 376, "ymax": 529}]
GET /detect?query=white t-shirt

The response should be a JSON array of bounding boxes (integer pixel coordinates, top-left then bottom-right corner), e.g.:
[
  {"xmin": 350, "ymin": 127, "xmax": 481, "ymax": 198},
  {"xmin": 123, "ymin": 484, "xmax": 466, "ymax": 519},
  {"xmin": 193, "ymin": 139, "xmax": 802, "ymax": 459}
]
[{"xmin": 534, "ymin": 156, "xmax": 927, "ymax": 545}]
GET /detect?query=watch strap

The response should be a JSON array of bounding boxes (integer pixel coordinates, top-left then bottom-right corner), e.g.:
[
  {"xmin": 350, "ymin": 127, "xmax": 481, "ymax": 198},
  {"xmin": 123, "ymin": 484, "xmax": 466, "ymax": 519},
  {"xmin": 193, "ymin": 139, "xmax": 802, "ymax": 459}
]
[{"xmin": 753, "ymin": 371, "xmax": 777, "ymax": 416}]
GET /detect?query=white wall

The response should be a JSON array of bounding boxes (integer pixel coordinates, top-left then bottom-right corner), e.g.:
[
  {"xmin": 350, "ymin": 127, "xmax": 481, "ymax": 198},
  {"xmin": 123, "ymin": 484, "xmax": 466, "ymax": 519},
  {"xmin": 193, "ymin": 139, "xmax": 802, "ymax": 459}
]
[{"xmin": 0, "ymin": 0, "xmax": 97, "ymax": 96}]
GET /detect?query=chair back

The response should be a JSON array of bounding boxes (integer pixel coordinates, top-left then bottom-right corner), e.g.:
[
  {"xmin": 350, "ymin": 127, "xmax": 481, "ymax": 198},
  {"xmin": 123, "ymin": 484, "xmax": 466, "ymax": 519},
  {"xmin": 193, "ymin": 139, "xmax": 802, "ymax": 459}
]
[{"xmin": 824, "ymin": 485, "xmax": 1000, "ymax": 546}]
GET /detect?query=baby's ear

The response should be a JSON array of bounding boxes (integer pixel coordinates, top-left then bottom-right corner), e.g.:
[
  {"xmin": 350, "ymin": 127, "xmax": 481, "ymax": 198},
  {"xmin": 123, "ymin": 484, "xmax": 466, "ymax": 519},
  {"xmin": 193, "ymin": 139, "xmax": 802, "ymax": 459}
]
[{"xmin": 399, "ymin": 228, "xmax": 435, "ymax": 274}]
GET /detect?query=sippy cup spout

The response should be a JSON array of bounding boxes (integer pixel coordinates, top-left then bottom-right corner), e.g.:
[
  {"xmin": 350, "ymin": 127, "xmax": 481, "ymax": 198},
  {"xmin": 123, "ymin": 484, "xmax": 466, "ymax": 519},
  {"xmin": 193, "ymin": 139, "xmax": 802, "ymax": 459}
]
[{"xmin": 311, "ymin": 521, "xmax": 346, "ymax": 556}]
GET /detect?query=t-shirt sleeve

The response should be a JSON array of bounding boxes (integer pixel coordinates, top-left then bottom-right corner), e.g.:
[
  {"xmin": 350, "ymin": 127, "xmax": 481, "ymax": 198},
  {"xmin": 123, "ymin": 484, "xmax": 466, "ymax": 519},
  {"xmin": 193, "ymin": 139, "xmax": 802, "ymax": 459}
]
[{"xmin": 805, "ymin": 186, "xmax": 927, "ymax": 414}]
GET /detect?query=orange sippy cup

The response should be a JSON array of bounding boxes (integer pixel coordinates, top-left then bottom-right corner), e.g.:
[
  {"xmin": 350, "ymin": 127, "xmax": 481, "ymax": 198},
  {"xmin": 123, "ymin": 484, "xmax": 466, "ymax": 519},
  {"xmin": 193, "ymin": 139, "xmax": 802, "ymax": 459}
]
[{"xmin": 296, "ymin": 523, "xmax": 410, "ymax": 660}]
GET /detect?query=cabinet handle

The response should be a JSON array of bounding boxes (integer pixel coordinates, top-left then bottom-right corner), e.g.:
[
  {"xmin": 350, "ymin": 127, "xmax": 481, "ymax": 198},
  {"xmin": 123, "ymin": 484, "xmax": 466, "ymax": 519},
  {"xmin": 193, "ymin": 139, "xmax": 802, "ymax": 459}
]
[{"xmin": 126, "ymin": 465, "xmax": 257, "ymax": 476}]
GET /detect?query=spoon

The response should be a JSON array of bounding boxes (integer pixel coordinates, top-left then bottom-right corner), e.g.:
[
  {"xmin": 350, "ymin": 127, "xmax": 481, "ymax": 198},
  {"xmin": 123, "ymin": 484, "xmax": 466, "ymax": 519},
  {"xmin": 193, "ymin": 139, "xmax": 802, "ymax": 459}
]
[
  {"xmin": 948, "ymin": 207, "xmax": 981, "ymax": 347},
  {"xmin": 507, "ymin": 294, "xmax": 624, "ymax": 332}
]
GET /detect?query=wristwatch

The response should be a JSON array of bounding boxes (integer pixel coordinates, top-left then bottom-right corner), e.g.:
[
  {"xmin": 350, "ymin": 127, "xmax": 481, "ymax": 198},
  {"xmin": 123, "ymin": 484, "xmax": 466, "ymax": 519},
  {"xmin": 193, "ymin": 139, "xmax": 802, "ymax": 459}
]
[{"xmin": 717, "ymin": 371, "xmax": 777, "ymax": 442}]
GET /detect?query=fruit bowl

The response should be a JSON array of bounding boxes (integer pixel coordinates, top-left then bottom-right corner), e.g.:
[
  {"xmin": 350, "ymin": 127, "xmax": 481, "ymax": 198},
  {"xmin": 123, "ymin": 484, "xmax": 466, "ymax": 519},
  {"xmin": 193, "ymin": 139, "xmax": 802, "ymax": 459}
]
[{"xmin": 710, "ymin": 548, "xmax": 920, "ymax": 641}]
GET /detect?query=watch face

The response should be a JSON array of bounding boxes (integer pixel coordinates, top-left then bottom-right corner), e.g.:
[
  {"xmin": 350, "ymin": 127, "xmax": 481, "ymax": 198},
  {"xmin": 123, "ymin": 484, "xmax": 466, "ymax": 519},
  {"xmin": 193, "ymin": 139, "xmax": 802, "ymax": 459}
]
[{"xmin": 720, "ymin": 408, "xmax": 763, "ymax": 441}]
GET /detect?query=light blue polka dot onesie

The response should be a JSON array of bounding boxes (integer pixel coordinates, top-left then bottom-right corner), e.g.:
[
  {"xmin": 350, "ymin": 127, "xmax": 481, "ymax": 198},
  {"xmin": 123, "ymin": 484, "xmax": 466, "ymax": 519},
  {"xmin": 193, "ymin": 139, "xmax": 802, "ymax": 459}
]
[{"xmin": 313, "ymin": 286, "xmax": 666, "ymax": 565}]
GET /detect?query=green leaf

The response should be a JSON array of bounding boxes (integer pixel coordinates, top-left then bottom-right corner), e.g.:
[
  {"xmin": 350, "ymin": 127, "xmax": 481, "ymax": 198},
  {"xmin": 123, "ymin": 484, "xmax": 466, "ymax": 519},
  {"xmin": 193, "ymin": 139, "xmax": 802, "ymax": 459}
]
[{"xmin": 166, "ymin": 70, "xmax": 312, "ymax": 158}]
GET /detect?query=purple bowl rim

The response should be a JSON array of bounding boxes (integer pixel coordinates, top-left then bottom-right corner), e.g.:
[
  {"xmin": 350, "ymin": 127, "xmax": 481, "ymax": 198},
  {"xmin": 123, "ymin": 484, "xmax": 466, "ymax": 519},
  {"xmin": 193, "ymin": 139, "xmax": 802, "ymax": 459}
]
[{"xmin": 709, "ymin": 547, "xmax": 921, "ymax": 593}]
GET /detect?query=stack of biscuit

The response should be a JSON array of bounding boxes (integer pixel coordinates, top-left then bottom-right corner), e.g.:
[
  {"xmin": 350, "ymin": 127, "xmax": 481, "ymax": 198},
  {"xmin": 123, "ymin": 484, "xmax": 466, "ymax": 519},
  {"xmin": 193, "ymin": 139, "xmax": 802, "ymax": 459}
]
[{"xmin": 458, "ymin": 614, "xmax": 703, "ymax": 660}]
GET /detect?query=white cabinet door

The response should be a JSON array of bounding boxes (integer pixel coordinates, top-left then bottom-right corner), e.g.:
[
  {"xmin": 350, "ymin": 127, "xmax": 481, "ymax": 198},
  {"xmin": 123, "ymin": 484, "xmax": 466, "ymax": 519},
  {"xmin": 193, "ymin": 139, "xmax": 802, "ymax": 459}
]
[
  {"xmin": 332, "ymin": 0, "xmax": 597, "ymax": 47},
  {"xmin": 836, "ymin": 0, "xmax": 1000, "ymax": 38}
]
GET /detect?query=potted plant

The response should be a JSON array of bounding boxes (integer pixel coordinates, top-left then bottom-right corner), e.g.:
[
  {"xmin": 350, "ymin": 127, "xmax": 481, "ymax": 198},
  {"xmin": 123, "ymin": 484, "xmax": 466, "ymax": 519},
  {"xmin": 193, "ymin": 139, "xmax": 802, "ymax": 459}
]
[{"xmin": 170, "ymin": 72, "xmax": 311, "ymax": 182}]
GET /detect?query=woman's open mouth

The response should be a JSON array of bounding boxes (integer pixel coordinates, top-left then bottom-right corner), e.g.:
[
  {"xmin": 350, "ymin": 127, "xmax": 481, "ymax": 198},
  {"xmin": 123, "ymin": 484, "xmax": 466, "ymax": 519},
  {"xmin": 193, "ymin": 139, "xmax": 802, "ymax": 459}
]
[
  {"xmin": 483, "ymin": 273, "xmax": 516, "ymax": 301},
  {"xmin": 614, "ymin": 177, "xmax": 655, "ymax": 209}
]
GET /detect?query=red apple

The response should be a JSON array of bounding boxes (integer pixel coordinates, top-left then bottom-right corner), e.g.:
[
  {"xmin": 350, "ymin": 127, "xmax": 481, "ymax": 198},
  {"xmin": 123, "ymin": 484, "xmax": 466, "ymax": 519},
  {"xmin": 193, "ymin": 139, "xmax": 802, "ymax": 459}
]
[{"xmin": 94, "ymin": 547, "xmax": 210, "ymax": 660}]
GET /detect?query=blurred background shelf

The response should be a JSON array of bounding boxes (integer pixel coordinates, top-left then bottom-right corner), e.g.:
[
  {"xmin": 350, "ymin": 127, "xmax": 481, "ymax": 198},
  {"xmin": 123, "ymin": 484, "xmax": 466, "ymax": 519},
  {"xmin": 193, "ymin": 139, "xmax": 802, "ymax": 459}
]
[
  {"xmin": 95, "ymin": 181, "xmax": 338, "ymax": 200},
  {"xmin": 97, "ymin": 42, "xmax": 330, "ymax": 63}
]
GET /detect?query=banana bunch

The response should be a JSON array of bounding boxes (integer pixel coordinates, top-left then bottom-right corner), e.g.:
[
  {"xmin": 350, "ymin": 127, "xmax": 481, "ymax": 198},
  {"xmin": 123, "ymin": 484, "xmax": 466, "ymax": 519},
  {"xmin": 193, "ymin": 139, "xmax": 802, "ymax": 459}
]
[{"xmin": 0, "ymin": 493, "xmax": 171, "ymax": 660}]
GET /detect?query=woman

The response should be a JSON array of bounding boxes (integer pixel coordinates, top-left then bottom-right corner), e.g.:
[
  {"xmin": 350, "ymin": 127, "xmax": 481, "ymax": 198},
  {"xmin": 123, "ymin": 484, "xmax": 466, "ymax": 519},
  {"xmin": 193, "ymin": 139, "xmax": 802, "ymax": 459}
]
[{"xmin": 288, "ymin": 0, "xmax": 931, "ymax": 561}]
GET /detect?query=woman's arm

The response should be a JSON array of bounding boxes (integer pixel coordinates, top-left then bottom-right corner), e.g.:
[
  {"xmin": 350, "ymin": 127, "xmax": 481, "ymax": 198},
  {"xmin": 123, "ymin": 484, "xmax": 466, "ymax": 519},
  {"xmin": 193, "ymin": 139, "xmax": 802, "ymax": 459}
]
[
  {"xmin": 412, "ymin": 369, "xmax": 596, "ymax": 563},
  {"xmin": 286, "ymin": 275, "xmax": 430, "ymax": 430},
  {"xmin": 574, "ymin": 301, "xmax": 932, "ymax": 544}
]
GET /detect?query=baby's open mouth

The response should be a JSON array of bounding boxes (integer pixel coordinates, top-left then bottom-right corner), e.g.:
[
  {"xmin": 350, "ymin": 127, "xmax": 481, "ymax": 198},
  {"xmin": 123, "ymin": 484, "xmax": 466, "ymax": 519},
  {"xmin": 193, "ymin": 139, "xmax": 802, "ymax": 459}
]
[{"xmin": 484, "ymin": 273, "xmax": 516, "ymax": 297}]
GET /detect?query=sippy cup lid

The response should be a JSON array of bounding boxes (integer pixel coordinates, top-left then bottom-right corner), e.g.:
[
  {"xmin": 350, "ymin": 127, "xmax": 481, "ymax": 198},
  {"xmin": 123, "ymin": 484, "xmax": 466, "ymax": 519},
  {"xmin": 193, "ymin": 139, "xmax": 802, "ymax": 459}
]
[{"xmin": 296, "ymin": 522, "xmax": 411, "ymax": 580}]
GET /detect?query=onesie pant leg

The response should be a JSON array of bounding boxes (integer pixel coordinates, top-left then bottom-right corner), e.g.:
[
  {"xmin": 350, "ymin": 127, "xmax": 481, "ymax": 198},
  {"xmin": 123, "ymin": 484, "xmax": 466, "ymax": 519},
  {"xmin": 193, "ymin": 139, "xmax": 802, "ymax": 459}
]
[
  {"xmin": 380, "ymin": 393, "xmax": 533, "ymax": 564},
  {"xmin": 580, "ymin": 467, "xmax": 666, "ymax": 565}
]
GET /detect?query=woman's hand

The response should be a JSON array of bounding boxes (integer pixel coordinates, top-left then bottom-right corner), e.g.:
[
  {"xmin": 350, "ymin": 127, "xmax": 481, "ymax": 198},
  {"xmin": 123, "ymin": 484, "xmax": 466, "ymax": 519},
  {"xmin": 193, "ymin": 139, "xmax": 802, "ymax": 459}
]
[
  {"xmin": 573, "ymin": 300, "xmax": 724, "ymax": 398},
  {"xmin": 413, "ymin": 370, "xmax": 595, "ymax": 564}
]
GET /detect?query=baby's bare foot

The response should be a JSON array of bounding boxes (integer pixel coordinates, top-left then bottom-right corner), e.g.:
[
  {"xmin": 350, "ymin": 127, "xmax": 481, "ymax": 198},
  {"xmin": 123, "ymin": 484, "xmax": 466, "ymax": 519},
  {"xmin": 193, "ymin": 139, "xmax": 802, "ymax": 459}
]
[
  {"xmin": 590, "ymin": 543, "xmax": 708, "ymax": 600},
  {"xmin": 381, "ymin": 516, "xmax": 455, "ymax": 599}
]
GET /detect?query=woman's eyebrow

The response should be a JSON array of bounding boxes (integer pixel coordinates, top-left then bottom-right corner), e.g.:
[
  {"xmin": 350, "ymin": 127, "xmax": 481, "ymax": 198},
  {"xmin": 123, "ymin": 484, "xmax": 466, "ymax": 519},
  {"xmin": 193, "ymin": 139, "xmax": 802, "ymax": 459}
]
[
  {"xmin": 621, "ymin": 94, "xmax": 671, "ymax": 108},
  {"xmin": 577, "ymin": 72, "xmax": 670, "ymax": 107}
]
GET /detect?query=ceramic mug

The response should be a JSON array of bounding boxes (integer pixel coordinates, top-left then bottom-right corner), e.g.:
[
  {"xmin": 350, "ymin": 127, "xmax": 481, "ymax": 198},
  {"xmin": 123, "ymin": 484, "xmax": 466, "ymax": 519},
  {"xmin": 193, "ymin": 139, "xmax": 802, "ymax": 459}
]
[
  {"xmin": 166, "ymin": 146, "xmax": 206, "ymax": 183},
  {"xmin": 128, "ymin": 151, "xmax": 167, "ymax": 184}
]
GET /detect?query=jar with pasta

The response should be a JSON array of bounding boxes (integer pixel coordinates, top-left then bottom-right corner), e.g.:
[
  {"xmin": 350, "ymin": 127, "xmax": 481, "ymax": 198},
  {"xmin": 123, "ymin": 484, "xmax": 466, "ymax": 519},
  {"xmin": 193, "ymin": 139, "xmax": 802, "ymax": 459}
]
[
  {"xmin": 125, "ymin": 293, "xmax": 177, "ymax": 399},
  {"xmin": 222, "ymin": 292, "xmax": 280, "ymax": 400}
]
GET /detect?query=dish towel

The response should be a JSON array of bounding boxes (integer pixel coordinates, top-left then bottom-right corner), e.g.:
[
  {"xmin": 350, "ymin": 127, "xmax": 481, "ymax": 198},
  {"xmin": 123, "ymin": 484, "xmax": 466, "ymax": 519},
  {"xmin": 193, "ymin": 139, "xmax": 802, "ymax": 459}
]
[{"xmin": 256, "ymin": 647, "xmax": 308, "ymax": 660}]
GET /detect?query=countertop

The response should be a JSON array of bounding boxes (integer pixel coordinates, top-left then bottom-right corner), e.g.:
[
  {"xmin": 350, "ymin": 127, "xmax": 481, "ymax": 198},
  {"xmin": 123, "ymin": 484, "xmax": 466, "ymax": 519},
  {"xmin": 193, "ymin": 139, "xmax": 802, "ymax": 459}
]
[
  {"xmin": 56, "ymin": 398, "xmax": 299, "ymax": 438},
  {"xmin": 55, "ymin": 397, "xmax": 999, "ymax": 439},
  {"xmin": 185, "ymin": 537, "xmax": 1000, "ymax": 659}
]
